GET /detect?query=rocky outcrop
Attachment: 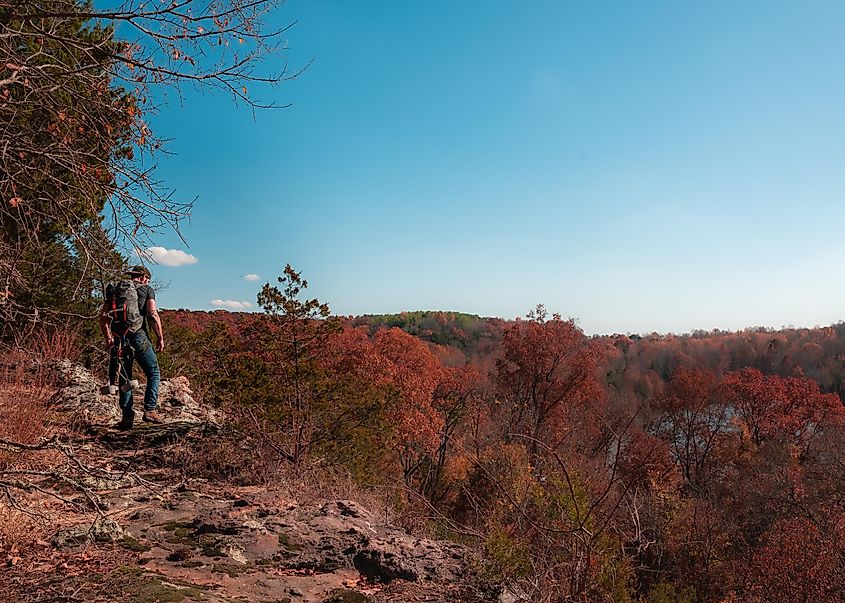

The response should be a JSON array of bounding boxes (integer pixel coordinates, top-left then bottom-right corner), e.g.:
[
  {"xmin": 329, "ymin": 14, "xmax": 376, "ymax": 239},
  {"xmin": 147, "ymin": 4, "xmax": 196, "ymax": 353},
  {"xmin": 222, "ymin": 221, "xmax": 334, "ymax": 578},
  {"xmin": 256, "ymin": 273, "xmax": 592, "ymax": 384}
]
[
  {"xmin": 48, "ymin": 483, "xmax": 491, "ymax": 602},
  {"xmin": 127, "ymin": 492, "xmax": 471, "ymax": 582},
  {"xmin": 274, "ymin": 500, "xmax": 467, "ymax": 584},
  {"xmin": 6, "ymin": 361, "xmax": 495, "ymax": 602},
  {"xmin": 47, "ymin": 359, "xmax": 219, "ymax": 426}
]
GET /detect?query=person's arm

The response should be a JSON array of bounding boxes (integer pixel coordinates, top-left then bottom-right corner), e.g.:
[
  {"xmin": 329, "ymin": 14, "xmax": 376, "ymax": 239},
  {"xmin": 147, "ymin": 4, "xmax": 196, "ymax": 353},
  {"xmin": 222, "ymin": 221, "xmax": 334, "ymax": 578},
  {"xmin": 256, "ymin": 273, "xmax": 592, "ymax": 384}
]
[
  {"xmin": 146, "ymin": 298, "xmax": 165, "ymax": 352},
  {"xmin": 99, "ymin": 302, "xmax": 113, "ymax": 351}
]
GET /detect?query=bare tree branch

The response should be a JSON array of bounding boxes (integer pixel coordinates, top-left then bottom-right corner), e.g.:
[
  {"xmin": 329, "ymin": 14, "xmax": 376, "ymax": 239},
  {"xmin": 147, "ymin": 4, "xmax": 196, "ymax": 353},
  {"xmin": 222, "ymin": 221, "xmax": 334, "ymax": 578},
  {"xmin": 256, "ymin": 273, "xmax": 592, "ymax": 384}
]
[{"xmin": 1, "ymin": 0, "xmax": 300, "ymax": 338}]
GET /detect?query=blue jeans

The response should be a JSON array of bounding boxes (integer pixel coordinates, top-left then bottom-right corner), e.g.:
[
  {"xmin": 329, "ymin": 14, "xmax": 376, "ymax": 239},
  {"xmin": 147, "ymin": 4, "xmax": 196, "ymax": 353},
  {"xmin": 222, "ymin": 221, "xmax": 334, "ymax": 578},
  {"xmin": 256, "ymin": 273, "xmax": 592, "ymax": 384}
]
[{"xmin": 109, "ymin": 331, "xmax": 160, "ymax": 416}]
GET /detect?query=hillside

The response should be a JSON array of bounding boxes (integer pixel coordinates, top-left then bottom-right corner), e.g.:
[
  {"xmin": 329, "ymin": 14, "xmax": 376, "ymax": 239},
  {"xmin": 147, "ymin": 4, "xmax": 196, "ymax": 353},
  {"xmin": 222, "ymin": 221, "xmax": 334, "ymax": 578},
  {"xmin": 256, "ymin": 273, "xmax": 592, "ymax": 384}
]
[
  {"xmin": 0, "ymin": 361, "xmax": 495, "ymax": 603},
  {"xmin": 6, "ymin": 307, "xmax": 845, "ymax": 601}
]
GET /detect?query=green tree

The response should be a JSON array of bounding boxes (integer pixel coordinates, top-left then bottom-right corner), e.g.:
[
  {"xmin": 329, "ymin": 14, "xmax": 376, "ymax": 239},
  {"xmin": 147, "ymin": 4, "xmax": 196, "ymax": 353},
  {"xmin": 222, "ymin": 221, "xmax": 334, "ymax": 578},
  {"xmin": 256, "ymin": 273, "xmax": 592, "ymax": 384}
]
[
  {"xmin": 252, "ymin": 264, "xmax": 341, "ymax": 466},
  {"xmin": 1, "ymin": 1, "xmax": 130, "ymax": 340}
]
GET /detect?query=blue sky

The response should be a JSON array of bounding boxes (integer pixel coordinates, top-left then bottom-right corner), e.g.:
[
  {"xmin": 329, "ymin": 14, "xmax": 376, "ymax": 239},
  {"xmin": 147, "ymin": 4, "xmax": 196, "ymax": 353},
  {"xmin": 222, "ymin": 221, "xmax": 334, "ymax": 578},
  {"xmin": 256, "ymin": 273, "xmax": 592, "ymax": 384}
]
[{"xmin": 136, "ymin": 1, "xmax": 845, "ymax": 335}]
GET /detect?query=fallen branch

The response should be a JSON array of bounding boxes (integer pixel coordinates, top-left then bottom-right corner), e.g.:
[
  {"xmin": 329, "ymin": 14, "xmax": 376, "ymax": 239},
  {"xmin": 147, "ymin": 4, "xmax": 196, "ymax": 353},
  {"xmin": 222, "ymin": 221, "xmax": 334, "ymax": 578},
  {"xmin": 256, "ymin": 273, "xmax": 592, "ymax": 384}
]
[{"xmin": 0, "ymin": 435, "xmax": 161, "ymax": 518}]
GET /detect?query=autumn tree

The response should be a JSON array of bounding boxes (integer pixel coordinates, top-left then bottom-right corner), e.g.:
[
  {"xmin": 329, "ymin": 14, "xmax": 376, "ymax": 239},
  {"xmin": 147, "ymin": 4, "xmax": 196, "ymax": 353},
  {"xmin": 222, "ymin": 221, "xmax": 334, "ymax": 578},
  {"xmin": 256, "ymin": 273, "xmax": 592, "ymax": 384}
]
[
  {"xmin": 410, "ymin": 364, "xmax": 481, "ymax": 504},
  {"xmin": 649, "ymin": 367, "xmax": 729, "ymax": 494},
  {"xmin": 446, "ymin": 399, "xmax": 663, "ymax": 601},
  {"xmin": 372, "ymin": 328, "xmax": 445, "ymax": 476},
  {"xmin": 741, "ymin": 514, "xmax": 845, "ymax": 602},
  {"xmin": 199, "ymin": 265, "xmax": 340, "ymax": 470},
  {"xmin": 720, "ymin": 368, "xmax": 844, "ymax": 449},
  {"xmin": 322, "ymin": 326, "xmax": 446, "ymax": 485},
  {"xmin": 704, "ymin": 370, "xmax": 845, "ymax": 595},
  {"xmin": 495, "ymin": 305, "xmax": 604, "ymax": 453}
]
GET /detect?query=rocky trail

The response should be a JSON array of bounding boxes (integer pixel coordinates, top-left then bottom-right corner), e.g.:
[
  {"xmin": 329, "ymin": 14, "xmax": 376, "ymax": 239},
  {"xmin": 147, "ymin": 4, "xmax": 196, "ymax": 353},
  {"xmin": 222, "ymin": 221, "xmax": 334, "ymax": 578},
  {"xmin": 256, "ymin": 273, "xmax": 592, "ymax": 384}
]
[{"xmin": 1, "ymin": 363, "xmax": 495, "ymax": 603}]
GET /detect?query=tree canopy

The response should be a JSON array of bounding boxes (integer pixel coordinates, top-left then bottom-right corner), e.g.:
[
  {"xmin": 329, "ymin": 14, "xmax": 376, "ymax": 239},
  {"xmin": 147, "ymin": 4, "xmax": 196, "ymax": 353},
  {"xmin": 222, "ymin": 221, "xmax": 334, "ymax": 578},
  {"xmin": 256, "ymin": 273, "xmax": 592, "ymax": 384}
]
[{"xmin": 1, "ymin": 0, "xmax": 295, "ymax": 341}]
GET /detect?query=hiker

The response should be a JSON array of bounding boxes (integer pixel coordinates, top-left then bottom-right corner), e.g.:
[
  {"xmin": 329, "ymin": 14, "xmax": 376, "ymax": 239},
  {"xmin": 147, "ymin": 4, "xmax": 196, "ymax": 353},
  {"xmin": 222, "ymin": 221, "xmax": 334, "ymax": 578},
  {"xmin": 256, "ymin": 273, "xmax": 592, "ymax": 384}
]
[{"xmin": 99, "ymin": 265, "xmax": 165, "ymax": 429}]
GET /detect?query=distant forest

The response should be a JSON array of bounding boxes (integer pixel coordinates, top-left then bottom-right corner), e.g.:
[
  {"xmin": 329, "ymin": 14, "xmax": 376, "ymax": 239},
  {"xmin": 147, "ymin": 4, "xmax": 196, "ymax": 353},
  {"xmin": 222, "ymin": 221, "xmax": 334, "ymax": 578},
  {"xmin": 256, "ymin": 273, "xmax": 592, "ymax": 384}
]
[{"xmin": 164, "ymin": 308, "xmax": 845, "ymax": 402}]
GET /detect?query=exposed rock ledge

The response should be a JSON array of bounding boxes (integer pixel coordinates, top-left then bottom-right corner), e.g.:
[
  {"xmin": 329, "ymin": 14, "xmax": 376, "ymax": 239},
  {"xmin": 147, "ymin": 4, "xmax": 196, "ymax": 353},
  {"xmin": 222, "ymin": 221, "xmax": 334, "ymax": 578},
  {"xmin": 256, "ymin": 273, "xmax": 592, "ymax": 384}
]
[
  {"xmin": 45, "ymin": 480, "xmax": 492, "ymax": 602},
  {"xmin": 47, "ymin": 359, "xmax": 220, "ymax": 426},
  {"xmin": 3, "ymin": 362, "xmax": 496, "ymax": 602}
]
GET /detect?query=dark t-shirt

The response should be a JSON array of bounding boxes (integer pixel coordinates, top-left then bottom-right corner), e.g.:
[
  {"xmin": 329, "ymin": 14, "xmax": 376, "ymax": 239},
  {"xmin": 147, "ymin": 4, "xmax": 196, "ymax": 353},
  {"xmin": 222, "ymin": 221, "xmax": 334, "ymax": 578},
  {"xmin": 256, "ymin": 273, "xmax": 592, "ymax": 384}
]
[{"xmin": 105, "ymin": 281, "xmax": 156, "ymax": 333}]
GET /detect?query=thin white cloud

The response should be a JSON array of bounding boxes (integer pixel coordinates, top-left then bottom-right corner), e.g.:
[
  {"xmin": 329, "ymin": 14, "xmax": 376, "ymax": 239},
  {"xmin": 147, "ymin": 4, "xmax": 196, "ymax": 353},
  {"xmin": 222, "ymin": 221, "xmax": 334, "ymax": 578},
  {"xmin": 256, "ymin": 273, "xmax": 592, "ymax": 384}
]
[
  {"xmin": 243, "ymin": 274, "xmax": 260, "ymax": 281},
  {"xmin": 141, "ymin": 246, "xmax": 198, "ymax": 267},
  {"xmin": 211, "ymin": 299, "xmax": 252, "ymax": 310}
]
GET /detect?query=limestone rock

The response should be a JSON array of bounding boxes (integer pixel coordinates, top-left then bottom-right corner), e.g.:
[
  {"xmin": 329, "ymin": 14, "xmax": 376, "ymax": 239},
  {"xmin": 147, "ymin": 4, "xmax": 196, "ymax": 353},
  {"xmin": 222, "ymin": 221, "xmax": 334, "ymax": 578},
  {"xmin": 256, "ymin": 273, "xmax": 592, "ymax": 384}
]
[
  {"xmin": 47, "ymin": 360, "xmax": 218, "ymax": 427},
  {"xmin": 278, "ymin": 500, "xmax": 468, "ymax": 584},
  {"xmin": 52, "ymin": 516, "xmax": 126, "ymax": 548},
  {"xmin": 48, "ymin": 359, "xmax": 119, "ymax": 425},
  {"xmin": 130, "ymin": 494, "xmax": 471, "ymax": 587}
]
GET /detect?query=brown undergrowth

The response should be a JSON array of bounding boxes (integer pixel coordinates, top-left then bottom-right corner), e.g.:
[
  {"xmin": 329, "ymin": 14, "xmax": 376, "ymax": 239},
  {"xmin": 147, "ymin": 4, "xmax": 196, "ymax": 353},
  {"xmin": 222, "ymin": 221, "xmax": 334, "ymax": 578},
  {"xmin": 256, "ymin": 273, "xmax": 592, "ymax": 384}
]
[
  {"xmin": 0, "ymin": 328, "xmax": 81, "ymax": 552},
  {"xmin": 165, "ymin": 425, "xmax": 399, "ymax": 527},
  {"xmin": 0, "ymin": 340, "xmax": 483, "ymax": 602}
]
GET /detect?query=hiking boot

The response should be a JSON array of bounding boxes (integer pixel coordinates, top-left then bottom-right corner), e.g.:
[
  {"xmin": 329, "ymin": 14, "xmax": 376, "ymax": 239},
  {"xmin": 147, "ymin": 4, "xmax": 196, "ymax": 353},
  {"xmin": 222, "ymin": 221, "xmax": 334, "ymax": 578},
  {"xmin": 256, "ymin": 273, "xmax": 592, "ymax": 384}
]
[
  {"xmin": 142, "ymin": 410, "xmax": 164, "ymax": 424},
  {"xmin": 114, "ymin": 416, "xmax": 134, "ymax": 430},
  {"xmin": 100, "ymin": 384, "xmax": 119, "ymax": 395}
]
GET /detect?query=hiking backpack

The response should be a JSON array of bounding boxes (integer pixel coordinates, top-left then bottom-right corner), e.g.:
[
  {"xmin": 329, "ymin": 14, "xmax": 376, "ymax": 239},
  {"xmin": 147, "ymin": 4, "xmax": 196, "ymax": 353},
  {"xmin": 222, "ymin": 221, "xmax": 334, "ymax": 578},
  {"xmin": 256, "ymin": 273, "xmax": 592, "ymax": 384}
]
[{"xmin": 107, "ymin": 280, "xmax": 144, "ymax": 336}]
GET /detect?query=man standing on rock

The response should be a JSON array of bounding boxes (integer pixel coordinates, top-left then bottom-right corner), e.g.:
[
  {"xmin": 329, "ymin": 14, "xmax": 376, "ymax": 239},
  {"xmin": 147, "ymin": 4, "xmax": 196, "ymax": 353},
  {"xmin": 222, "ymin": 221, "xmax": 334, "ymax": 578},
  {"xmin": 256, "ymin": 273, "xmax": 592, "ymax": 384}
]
[{"xmin": 99, "ymin": 265, "xmax": 165, "ymax": 429}]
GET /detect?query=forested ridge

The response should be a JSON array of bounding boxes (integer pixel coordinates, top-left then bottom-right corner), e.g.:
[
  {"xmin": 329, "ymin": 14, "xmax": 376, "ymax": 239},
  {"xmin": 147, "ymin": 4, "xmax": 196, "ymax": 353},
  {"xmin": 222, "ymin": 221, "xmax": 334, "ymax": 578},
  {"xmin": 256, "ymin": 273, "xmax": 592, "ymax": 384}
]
[
  {"xmin": 156, "ymin": 302, "xmax": 845, "ymax": 601},
  {"xmin": 166, "ymin": 308, "xmax": 845, "ymax": 401}
]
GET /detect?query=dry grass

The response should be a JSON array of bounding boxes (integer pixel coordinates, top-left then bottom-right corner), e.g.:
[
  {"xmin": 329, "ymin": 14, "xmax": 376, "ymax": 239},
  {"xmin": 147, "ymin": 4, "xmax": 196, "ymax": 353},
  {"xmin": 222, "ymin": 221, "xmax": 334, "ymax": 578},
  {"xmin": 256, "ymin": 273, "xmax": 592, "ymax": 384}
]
[
  {"xmin": 168, "ymin": 425, "xmax": 281, "ymax": 485},
  {"xmin": 0, "ymin": 372, "xmax": 54, "ymax": 550},
  {"xmin": 277, "ymin": 461, "xmax": 399, "ymax": 527},
  {"xmin": 0, "ymin": 323, "xmax": 81, "ymax": 445},
  {"xmin": 0, "ymin": 328, "xmax": 76, "ymax": 550},
  {"xmin": 166, "ymin": 425, "xmax": 399, "ymax": 526},
  {"xmin": 0, "ymin": 360, "xmax": 55, "ymax": 466},
  {"xmin": 31, "ymin": 324, "xmax": 83, "ymax": 365}
]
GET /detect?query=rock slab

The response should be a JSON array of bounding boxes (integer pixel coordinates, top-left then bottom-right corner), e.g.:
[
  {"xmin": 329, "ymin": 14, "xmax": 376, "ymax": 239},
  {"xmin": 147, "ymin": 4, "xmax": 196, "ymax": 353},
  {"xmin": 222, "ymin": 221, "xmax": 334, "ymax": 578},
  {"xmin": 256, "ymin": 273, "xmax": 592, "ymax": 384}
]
[{"xmin": 48, "ymin": 359, "xmax": 219, "ymax": 426}]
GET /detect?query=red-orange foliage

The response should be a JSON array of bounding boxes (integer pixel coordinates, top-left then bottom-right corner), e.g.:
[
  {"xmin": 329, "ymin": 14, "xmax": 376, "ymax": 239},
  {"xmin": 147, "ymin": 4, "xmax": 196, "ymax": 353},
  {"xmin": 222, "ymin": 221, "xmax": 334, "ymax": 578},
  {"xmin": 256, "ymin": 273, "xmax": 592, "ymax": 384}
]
[
  {"xmin": 654, "ymin": 367, "xmax": 717, "ymax": 413},
  {"xmin": 434, "ymin": 364, "xmax": 481, "ymax": 417},
  {"xmin": 325, "ymin": 326, "xmax": 444, "ymax": 454},
  {"xmin": 618, "ymin": 427, "xmax": 674, "ymax": 489},
  {"xmin": 399, "ymin": 364, "xmax": 484, "ymax": 502},
  {"xmin": 495, "ymin": 305, "xmax": 604, "ymax": 448},
  {"xmin": 651, "ymin": 367, "xmax": 729, "ymax": 491},
  {"xmin": 721, "ymin": 368, "xmax": 845, "ymax": 448},
  {"xmin": 744, "ymin": 515, "xmax": 845, "ymax": 602},
  {"xmin": 157, "ymin": 306, "xmax": 845, "ymax": 601},
  {"xmin": 374, "ymin": 328, "xmax": 445, "ymax": 453}
]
